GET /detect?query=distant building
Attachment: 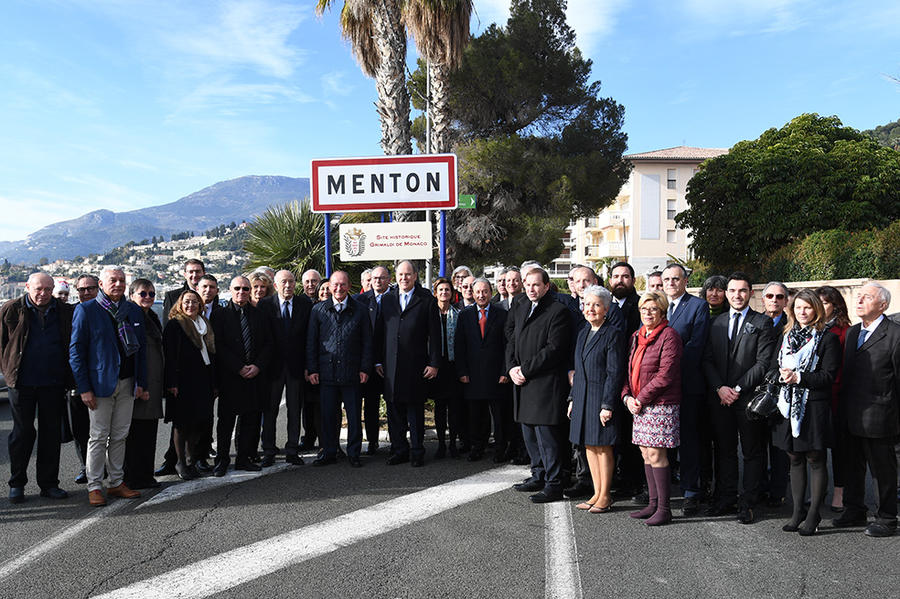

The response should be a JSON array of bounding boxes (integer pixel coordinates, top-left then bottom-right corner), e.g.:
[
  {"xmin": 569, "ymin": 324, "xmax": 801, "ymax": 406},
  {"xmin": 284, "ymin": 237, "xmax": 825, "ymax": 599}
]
[{"xmin": 550, "ymin": 145, "xmax": 728, "ymax": 279}]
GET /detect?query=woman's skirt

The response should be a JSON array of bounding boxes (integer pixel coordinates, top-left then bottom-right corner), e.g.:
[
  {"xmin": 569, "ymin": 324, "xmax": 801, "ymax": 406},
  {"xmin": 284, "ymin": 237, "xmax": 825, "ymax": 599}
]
[{"xmin": 632, "ymin": 403, "xmax": 680, "ymax": 448}]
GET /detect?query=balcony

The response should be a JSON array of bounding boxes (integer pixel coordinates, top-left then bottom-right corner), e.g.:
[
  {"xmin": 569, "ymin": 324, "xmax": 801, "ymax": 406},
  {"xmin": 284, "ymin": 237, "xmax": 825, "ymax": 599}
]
[
  {"xmin": 583, "ymin": 211, "xmax": 626, "ymax": 230},
  {"xmin": 584, "ymin": 241, "xmax": 625, "ymax": 259}
]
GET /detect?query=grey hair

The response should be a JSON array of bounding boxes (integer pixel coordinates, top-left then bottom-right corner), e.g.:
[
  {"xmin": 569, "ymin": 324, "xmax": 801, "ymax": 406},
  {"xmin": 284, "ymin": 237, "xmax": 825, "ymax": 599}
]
[
  {"xmin": 864, "ymin": 280, "xmax": 892, "ymax": 306},
  {"xmin": 99, "ymin": 265, "xmax": 124, "ymax": 278},
  {"xmin": 452, "ymin": 265, "xmax": 472, "ymax": 277},
  {"xmin": 472, "ymin": 277, "xmax": 492, "ymax": 289},
  {"xmin": 764, "ymin": 281, "xmax": 789, "ymax": 296},
  {"xmin": 582, "ymin": 285, "xmax": 612, "ymax": 309}
]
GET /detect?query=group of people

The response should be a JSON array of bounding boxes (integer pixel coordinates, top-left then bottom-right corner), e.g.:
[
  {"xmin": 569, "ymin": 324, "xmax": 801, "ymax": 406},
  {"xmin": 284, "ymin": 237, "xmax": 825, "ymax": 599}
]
[{"xmin": 2, "ymin": 257, "xmax": 899, "ymax": 539}]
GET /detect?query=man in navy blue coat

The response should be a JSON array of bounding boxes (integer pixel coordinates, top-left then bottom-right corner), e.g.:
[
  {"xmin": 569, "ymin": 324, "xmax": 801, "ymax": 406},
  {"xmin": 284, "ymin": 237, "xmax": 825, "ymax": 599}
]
[
  {"xmin": 70, "ymin": 267, "xmax": 147, "ymax": 506},
  {"xmin": 455, "ymin": 278, "xmax": 510, "ymax": 462},
  {"xmin": 307, "ymin": 271, "xmax": 372, "ymax": 467},
  {"xmin": 353, "ymin": 265, "xmax": 391, "ymax": 454}
]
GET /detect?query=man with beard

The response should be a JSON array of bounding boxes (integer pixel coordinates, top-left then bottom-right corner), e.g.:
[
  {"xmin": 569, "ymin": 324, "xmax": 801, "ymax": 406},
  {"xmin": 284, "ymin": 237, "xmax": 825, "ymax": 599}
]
[{"xmin": 609, "ymin": 262, "xmax": 641, "ymax": 336}]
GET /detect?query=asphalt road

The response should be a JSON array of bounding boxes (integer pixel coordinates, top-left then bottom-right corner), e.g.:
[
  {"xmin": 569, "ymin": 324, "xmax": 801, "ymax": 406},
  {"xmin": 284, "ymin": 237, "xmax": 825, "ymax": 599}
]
[{"xmin": 1, "ymin": 399, "xmax": 898, "ymax": 598}]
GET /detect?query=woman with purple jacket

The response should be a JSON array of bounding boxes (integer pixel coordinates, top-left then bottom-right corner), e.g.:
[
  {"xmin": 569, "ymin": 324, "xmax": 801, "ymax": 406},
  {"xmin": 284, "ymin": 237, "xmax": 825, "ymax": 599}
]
[{"xmin": 622, "ymin": 291, "xmax": 683, "ymax": 526}]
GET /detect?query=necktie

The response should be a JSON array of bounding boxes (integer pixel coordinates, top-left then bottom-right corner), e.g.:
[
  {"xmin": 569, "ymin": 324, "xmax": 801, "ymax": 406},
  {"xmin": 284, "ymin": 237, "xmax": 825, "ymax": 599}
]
[
  {"xmin": 528, "ymin": 302, "xmax": 537, "ymax": 319},
  {"xmin": 375, "ymin": 294, "xmax": 382, "ymax": 318},
  {"xmin": 729, "ymin": 312, "xmax": 741, "ymax": 345},
  {"xmin": 401, "ymin": 293, "xmax": 408, "ymax": 311},
  {"xmin": 479, "ymin": 308, "xmax": 487, "ymax": 338},
  {"xmin": 282, "ymin": 300, "xmax": 290, "ymax": 331},
  {"xmin": 857, "ymin": 328, "xmax": 869, "ymax": 349},
  {"xmin": 668, "ymin": 300, "xmax": 676, "ymax": 320},
  {"xmin": 336, "ymin": 301, "xmax": 343, "ymax": 313},
  {"xmin": 239, "ymin": 307, "xmax": 252, "ymax": 361}
]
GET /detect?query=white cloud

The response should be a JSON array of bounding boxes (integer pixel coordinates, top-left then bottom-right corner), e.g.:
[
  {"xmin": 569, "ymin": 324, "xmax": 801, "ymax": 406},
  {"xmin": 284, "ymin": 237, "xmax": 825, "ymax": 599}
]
[
  {"xmin": 321, "ymin": 71, "xmax": 354, "ymax": 97},
  {"xmin": 682, "ymin": 0, "xmax": 810, "ymax": 34}
]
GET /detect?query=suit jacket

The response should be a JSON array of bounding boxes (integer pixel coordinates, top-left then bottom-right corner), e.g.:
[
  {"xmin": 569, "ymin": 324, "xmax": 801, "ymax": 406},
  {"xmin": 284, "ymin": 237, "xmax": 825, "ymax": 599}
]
[
  {"xmin": 307, "ymin": 296, "xmax": 372, "ymax": 385},
  {"xmin": 211, "ymin": 301, "xmax": 272, "ymax": 413},
  {"xmin": 162, "ymin": 283, "xmax": 191, "ymax": 325},
  {"xmin": 0, "ymin": 295, "xmax": 74, "ymax": 389},
  {"xmin": 667, "ymin": 292, "xmax": 710, "ymax": 395},
  {"xmin": 258, "ymin": 293, "xmax": 312, "ymax": 379},
  {"xmin": 455, "ymin": 304, "xmax": 508, "ymax": 401},
  {"xmin": 505, "ymin": 292, "xmax": 573, "ymax": 425},
  {"xmin": 376, "ymin": 285, "xmax": 441, "ymax": 403},
  {"xmin": 568, "ymin": 320, "xmax": 624, "ymax": 442},
  {"xmin": 839, "ymin": 317, "xmax": 900, "ymax": 438},
  {"xmin": 70, "ymin": 298, "xmax": 147, "ymax": 397},
  {"xmin": 616, "ymin": 290, "xmax": 641, "ymax": 337},
  {"xmin": 702, "ymin": 308, "xmax": 776, "ymax": 400},
  {"xmin": 622, "ymin": 325, "xmax": 683, "ymax": 406},
  {"xmin": 354, "ymin": 289, "xmax": 386, "ymax": 333}
]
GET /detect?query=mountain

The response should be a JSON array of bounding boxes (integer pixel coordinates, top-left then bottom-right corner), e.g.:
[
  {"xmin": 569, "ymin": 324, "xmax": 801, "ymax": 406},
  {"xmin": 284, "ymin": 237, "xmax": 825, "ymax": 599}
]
[{"xmin": 0, "ymin": 175, "xmax": 309, "ymax": 264}]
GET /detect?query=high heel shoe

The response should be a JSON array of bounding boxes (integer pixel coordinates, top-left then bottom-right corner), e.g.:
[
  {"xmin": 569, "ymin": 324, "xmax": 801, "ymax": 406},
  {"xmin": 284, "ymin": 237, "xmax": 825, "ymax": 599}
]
[
  {"xmin": 575, "ymin": 501, "xmax": 595, "ymax": 510},
  {"xmin": 798, "ymin": 514, "xmax": 821, "ymax": 537},
  {"xmin": 782, "ymin": 510, "xmax": 807, "ymax": 532}
]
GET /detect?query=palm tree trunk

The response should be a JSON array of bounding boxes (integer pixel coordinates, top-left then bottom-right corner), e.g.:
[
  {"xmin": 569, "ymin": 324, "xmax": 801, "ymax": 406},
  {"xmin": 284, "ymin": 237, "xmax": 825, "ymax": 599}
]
[
  {"xmin": 428, "ymin": 62, "xmax": 451, "ymax": 154},
  {"xmin": 372, "ymin": 0, "xmax": 411, "ymax": 157}
]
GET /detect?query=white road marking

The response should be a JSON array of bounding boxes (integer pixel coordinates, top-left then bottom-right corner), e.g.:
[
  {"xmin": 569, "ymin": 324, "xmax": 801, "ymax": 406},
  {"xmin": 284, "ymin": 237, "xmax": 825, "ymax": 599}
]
[
  {"xmin": 544, "ymin": 502, "xmax": 583, "ymax": 599},
  {"xmin": 0, "ymin": 499, "xmax": 131, "ymax": 582},
  {"xmin": 136, "ymin": 463, "xmax": 294, "ymax": 510},
  {"xmin": 93, "ymin": 465, "xmax": 529, "ymax": 599}
]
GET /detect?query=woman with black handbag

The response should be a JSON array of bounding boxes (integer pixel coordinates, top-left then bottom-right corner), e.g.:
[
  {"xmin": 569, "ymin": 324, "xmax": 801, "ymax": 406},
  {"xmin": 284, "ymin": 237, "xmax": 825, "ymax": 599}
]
[{"xmin": 768, "ymin": 289, "xmax": 840, "ymax": 536}]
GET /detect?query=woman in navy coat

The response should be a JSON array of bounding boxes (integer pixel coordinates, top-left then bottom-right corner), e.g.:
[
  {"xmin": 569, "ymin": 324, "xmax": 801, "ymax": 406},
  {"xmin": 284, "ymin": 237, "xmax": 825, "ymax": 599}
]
[{"xmin": 568, "ymin": 285, "xmax": 624, "ymax": 514}]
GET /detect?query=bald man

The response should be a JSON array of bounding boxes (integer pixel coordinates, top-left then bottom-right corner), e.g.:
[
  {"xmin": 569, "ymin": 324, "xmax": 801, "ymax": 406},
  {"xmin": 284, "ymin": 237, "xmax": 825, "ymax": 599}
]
[{"xmin": 2, "ymin": 273, "xmax": 75, "ymax": 504}]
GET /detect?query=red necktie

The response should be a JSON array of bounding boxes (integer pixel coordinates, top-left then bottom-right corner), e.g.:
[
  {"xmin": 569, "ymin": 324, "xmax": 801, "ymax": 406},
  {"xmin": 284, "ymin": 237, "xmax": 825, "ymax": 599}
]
[{"xmin": 479, "ymin": 308, "xmax": 486, "ymax": 338}]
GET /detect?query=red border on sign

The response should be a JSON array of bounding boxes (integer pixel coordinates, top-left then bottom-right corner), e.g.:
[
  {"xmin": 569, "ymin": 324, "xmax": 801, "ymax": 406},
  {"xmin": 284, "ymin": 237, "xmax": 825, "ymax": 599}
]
[{"xmin": 310, "ymin": 154, "xmax": 457, "ymax": 213}]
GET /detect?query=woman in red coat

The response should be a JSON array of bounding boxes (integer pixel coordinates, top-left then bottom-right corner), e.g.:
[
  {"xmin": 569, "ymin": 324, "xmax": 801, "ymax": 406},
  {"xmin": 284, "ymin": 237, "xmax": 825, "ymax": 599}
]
[{"xmin": 622, "ymin": 291, "xmax": 683, "ymax": 526}]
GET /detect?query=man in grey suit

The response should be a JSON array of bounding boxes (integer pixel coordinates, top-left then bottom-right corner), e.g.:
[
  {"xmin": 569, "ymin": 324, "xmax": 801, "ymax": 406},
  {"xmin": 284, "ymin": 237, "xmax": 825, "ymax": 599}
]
[
  {"xmin": 833, "ymin": 282, "xmax": 900, "ymax": 537},
  {"xmin": 702, "ymin": 272, "xmax": 776, "ymax": 524}
]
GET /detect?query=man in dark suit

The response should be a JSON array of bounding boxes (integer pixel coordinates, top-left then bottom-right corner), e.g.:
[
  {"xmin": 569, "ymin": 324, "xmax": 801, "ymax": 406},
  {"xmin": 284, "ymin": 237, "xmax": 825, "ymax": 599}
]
[
  {"xmin": 162, "ymin": 259, "xmax": 205, "ymax": 325},
  {"xmin": 702, "ymin": 272, "xmax": 776, "ymax": 524},
  {"xmin": 210, "ymin": 276, "xmax": 271, "ymax": 476},
  {"xmin": 456, "ymin": 278, "xmax": 510, "ymax": 462},
  {"xmin": 506, "ymin": 267, "xmax": 573, "ymax": 503},
  {"xmin": 662, "ymin": 263, "xmax": 710, "ymax": 515},
  {"xmin": 307, "ymin": 271, "xmax": 372, "ymax": 467},
  {"xmin": 760, "ymin": 281, "xmax": 791, "ymax": 506},
  {"xmin": 609, "ymin": 262, "xmax": 641, "ymax": 336},
  {"xmin": 1, "ymin": 272, "xmax": 74, "ymax": 504},
  {"xmin": 490, "ymin": 267, "xmax": 509, "ymax": 305},
  {"xmin": 833, "ymin": 282, "xmax": 900, "ymax": 537},
  {"xmin": 258, "ymin": 270, "xmax": 312, "ymax": 467},
  {"xmin": 354, "ymin": 265, "xmax": 391, "ymax": 454},
  {"xmin": 375, "ymin": 260, "xmax": 441, "ymax": 467},
  {"xmin": 500, "ymin": 268, "xmax": 523, "ymax": 311},
  {"xmin": 454, "ymin": 275, "xmax": 477, "ymax": 310}
]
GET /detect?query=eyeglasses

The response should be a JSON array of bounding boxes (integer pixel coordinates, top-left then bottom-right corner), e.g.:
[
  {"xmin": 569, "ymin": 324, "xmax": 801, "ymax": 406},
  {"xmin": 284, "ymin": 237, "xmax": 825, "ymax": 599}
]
[
  {"xmin": 764, "ymin": 293, "xmax": 785, "ymax": 300},
  {"xmin": 233, "ymin": 286, "xmax": 250, "ymax": 292},
  {"xmin": 137, "ymin": 290, "xmax": 156, "ymax": 298},
  {"xmin": 640, "ymin": 307, "xmax": 661, "ymax": 314},
  {"xmin": 76, "ymin": 286, "xmax": 98, "ymax": 293}
]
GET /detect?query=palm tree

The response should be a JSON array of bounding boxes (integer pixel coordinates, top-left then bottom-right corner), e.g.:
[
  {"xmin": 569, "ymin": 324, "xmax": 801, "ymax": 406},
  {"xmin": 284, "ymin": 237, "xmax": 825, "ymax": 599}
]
[
  {"xmin": 404, "ymin": 0, "xmax": 473, "ymax": 154},
  {"xmin": 316, "ymin": 0, "xmax": 411, "ymax": 156},
  {"xmin": 244, "ymin": 201, "xmax": 330, "ymax": 277}
]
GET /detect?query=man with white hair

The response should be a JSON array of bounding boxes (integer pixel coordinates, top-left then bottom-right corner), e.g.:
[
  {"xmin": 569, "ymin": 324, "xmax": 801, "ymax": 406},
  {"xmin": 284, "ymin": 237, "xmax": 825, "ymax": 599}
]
[
  {"xmin": 70, "ymin": 267, "xmax": 147, "ymax": 506},
  {"xmin": 834, "ymin": 281, "xmax": 900, "ymax": 537},
  {"xmin": 2, "ymin": 272, "xmax": 74, "ymax": 504}
]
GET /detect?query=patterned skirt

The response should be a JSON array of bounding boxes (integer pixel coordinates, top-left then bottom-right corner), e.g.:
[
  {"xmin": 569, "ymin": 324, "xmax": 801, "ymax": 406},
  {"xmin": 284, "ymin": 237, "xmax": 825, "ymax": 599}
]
[{"xmin": 632, "ymin": 403, "xmax": 680, "ymax": 448}]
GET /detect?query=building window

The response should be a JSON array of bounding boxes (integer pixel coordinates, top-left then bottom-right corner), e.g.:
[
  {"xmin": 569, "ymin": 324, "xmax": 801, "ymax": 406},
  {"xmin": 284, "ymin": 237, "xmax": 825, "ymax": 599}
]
[
  {"xmin": 666, "ymin": 229, "xmax": 677, "ymax": 243},
  {"xmin": 667, "ymin": 199, "xmax": 677, "ymax": 220},
  {"xmin": 667, "ymin": 169, "xmax": 676, "ymax": 190}
]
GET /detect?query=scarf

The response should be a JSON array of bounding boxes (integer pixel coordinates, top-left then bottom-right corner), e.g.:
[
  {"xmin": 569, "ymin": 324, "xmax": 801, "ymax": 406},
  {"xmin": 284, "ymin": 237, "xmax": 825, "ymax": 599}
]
[
  {"xmin": 175, "ymin": 313, "xmax": 215, "ymax": 365},
  {"xmin": 630, "ymin": 319, "xmax": 669, "ymax": 397},
  {"xmin": 777, "ymin": 325, "xmax": 822, "ymax": 437},
  {"xmin": 96, "ymin": 290, "xmax": 141, "ymax": 357}
]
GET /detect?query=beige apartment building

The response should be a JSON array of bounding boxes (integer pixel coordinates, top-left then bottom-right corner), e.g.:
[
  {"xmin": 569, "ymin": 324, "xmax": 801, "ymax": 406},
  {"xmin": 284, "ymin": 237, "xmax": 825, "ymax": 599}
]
[{"xmin": 550, "ymin": 145, "xmax": 728, "ymax": 279}]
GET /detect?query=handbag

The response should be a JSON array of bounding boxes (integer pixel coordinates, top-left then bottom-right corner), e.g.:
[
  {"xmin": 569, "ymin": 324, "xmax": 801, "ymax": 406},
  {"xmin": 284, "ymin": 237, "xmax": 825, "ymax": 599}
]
[{"xmin": 746, "ymin": 374, "xmax": 780, "ymax": 421}]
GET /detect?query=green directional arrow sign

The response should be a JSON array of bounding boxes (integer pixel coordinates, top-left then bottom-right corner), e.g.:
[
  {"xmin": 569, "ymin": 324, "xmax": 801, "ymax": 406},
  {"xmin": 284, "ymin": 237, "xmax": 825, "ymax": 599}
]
[{"xmin": 458, "ymin": 194, "xmax": 476, "ymax": 209}]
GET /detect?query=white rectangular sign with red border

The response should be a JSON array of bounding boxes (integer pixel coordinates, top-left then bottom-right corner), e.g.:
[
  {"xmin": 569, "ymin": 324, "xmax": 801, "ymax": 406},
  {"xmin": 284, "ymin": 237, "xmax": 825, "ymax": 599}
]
[{"xmin": 311, "ymin": 154, "xmax": 457, "ymax": 213}]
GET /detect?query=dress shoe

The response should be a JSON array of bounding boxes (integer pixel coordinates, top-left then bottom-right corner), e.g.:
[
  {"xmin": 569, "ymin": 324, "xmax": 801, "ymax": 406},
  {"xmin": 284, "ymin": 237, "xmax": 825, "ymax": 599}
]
[
  {"xmin": 107, "ymin": 484, "xmax": 140, "ymax": 499},
  {"xmin": 832, "ymin": 512, "xmax": 868, "ymax": 528},
  {"xmin": 705, "ymin": 503, "xmax": 738, "ymax": 517},
  {"xmin": 682, "ymin": 496, "xmax": 700, "ymax": 517},
  {"xmin": 213, "ymin": 462, "xmax": 228, "ymax": 477},
  {"xmin": 410, "ymin": 457, "xmax": 424, "ymax": 467},
  {"xmin": 286, "ymin": 454, "xmax": 304, "ymax": 466},
  {"xmin": 766, "ymin": 495, "xmax": 785, "ymax": 509},
  {"xmin": 864, "ymin": 522, "xmax": 897, "ymax": 538},
  {"xmin": 234, "ymin": 461, "xmax": 262, "ymax": 472},
  {"xmin": 175, "ymin": 462, "xmax": 196, "ymax": 481},
  {"xmin": 366, "ymin": 443, "xmax": 379, "ymax": 455},
  {"xmin": 208, "ymin": 448, "xmax": 217, "ymax": 459},
  {"xmin": 195, "ymin": 459, "xmax": 212, "ymax": 473},
  {"xmin": 798, "ymin": 514, "xmax": 822, "ymax": 537},
  {"xmin": 187, "ymin": 464, "xmax": 202, "ymax": 479},
  {"xmin": 563, "ymin": 483, "xmax": 593, "ymax": 499},
  {"xmin": 260, "ymin": 455, "xmax": 276, "ymax": 468},
  {"xmin": 89, "ymin": 490, "xmax": 106, "ymax": 507},
  {"xmin": 336, "ymin": 447, "xmax": 346, "ymax": 459},
  {"xmin": 514, "ymin": 479, "xmax": 544, "ymax": 492},
  {"xmin": 249, "ymin": 454, "xmax": 261, "ymax": 464},
  {"xmin": 737, "ymin": 506, "xmax": 755, "ymax": 524},
  {"xmin": 312, "ymin": 455, "xmax": 337, "ymax": 467},
  {"xmin": 40, "ymin": 487, "xmax": 69, "ymax": 500},
  {"xmin": 386, "ymin": 453, "xmax": 409, "ymax": 466},
  {"xmin": 75, "ymin": 469, "xmax": 88, "ymax": 484},
  {"xmin": 467, "ymin": 451, "xmax": 484, "ymax": 462},
  {"xmin": 349, "ymin": 456, "xmax": 362, "ymax": 468},
  {"xmin": 530, "ymin": 491, "xmax": 563, "ymax": 504},
  {"xmin": 155, "ymin": 463, "xmax": 177, "ymax": 477},
  {"xmin": 9, "ymin": 487, "xmax": 25, "ymax": 504}
]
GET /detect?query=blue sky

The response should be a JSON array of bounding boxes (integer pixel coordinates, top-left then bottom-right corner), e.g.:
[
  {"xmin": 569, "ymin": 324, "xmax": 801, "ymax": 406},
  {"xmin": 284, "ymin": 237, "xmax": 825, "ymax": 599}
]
[{"xmin": 1, "ymin": 0, "xmax": 897, "ymax": 242}]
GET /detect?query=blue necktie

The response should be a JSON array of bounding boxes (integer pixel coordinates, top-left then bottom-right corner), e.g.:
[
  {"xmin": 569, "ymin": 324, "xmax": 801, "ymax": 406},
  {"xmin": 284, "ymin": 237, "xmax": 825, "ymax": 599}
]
[{"xmin": 857, "ymin": 329, "xmax": 869, "ymax": 349}]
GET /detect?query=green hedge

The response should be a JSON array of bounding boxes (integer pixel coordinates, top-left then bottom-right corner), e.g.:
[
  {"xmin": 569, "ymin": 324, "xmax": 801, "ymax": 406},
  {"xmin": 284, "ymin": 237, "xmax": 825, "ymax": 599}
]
[{"xmin": 761, "ymin": 220, "xmax": 900, "ymax": 281}]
